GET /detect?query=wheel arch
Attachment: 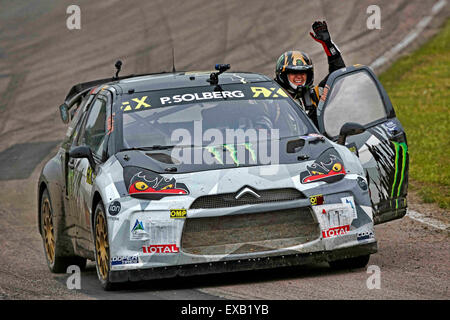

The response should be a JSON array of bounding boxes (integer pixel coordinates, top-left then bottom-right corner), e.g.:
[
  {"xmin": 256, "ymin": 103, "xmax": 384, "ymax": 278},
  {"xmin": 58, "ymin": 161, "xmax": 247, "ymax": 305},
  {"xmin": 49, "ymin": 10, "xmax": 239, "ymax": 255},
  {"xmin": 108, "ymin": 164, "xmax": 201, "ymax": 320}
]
[
  {"xmin": 37, "ymin": 181, "xmax": 49, "ymax": 235},
  {"xmin": 91, "ymin": 191, "xmax": 104, "ymax": 229}
]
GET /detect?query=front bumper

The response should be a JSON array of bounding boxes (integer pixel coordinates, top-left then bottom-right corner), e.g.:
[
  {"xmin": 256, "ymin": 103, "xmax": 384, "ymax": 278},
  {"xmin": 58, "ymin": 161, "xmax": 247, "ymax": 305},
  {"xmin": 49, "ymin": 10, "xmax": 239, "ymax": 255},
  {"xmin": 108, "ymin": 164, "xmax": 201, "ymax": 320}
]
[{"xmin": 109, "ymin": 242, "xmax": 377, "ymax": 283}]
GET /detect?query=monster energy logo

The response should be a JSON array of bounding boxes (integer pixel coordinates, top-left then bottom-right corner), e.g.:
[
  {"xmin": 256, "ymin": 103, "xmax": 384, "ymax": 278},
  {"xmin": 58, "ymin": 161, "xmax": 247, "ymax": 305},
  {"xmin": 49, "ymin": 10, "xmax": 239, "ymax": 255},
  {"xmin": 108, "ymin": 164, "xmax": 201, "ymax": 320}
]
[
  {"xmin": 205, "ymin": 143, "xmax": 257, "ymax": 166},
  {"xmin": 170, "ymin": 123, "xmax": 280, "ymax": 166},
  {"xmin": 391, "ymin": 141, "xmax": 408, "ymax": 199}
]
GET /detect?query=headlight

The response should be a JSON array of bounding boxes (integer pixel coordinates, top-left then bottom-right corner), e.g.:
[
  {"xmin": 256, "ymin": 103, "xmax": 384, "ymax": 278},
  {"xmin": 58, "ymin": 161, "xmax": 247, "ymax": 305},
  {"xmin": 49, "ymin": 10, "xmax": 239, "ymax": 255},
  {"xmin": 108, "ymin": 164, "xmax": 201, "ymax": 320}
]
[
  {"xmin": 123, "ymin": 166, "xmax": 189, "ymax": 200},
  {"xmin": 300, "ymin": 148, "xmax": 346, "ymax": 184}
]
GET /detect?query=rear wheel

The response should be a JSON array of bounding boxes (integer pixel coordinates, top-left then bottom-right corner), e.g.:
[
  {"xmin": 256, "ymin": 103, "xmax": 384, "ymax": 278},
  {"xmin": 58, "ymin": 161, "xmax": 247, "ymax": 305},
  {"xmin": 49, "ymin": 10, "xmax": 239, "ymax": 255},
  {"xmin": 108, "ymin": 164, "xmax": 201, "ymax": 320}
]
[
  {"xmin": 329, "ymin": 254, "xmax": 370, "ymax": 270},
  {"xmin": 40, "ymin": 189, "xmax": 86, "ymax": 273},
  {"xmin": 93, "ymin": 201, "xmax": 115, "ymax": 290}
]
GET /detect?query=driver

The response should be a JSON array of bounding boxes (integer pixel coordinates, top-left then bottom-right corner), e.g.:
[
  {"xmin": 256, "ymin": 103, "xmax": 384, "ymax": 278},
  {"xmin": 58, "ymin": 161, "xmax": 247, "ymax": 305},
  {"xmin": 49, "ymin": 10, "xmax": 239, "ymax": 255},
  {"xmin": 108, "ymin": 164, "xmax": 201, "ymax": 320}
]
[{"xmin": 275, "ymin": 21, "xmax": 346, "ymax": 127}]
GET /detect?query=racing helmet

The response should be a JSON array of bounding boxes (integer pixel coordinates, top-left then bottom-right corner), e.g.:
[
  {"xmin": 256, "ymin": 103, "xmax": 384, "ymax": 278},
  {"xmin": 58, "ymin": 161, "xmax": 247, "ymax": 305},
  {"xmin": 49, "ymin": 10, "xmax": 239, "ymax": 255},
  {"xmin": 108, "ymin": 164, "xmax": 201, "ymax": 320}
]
[{"xmin": 275, "ymin": 51, "xmax": 314, "ymax": 93}]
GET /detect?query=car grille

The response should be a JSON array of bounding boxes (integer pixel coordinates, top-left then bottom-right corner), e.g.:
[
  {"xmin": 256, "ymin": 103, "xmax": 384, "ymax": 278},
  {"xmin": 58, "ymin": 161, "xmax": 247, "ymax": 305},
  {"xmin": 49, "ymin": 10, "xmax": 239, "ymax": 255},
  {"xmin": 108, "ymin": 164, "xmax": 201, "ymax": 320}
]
[
  {"xmin": 189, "ymin": 188, "xmax": 305, "ymax": 209},
  {"xmin": 181, "ymin": 207, "xmax": 320, "ymax": 255}
]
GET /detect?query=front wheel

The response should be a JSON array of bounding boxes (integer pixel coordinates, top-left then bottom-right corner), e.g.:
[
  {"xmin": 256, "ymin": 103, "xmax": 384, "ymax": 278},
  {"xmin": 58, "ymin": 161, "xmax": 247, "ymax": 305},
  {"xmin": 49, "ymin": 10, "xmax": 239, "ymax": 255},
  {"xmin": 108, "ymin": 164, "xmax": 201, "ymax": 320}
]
[
  {"xmin": 329, "ymin": 254, "xmax": 370, "ymax": 270},
  {"xmin": 93, "ymin": 201, "xmax": 115, "ymax": 290}
]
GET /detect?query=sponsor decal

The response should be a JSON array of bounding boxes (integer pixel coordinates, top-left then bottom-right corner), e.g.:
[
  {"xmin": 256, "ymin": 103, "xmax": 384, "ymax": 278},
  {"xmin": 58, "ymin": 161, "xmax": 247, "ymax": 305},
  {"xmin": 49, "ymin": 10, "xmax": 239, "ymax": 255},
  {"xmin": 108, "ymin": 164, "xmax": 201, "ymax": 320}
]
[
  {"xmin": 121, "ymin": 96, "xmax": 151, "ymax": 112},
  {"xmin": 357, "ymin": 177, "xmax": 368, "ymax": 190},
  {"xmin": 130, "ymin": 219, "xmax": 150, "ymax": 240},
  {"xmin": 310, "ymin": 194, "xmax": 324, "ymax": 206},
  {"xmin": 108, "ymin": 201, "xmax": 121, "ymax": 216},
  {"xmin": 345, "ymin": 142, "xmax": 359, "ymax": 156},
  {"xmin": 382, "ymin": 120, "xmax": 399, "ymax": 135},
  {"xmin": 322, "ymin": 225, "xmax": 350, "ymax": 238},
  {"xmin": 131, "ymin": 219, "xmax": 144, "ymax": 232},
  {"xmin": 170, "ymin": 209, "xmax": 187, "ymax": 219},
  {"xmin": 86, "ymin": 166, "xmax": 95, "ymax": 185},
  {"xmin": 142, "ymin": 244, "xmax": 179, "ymax": 254},
  {"xmin": 300, "ymin": 149, "xmax": 346, "ymax": 184},
  {"xmin": 204, "ymin": 143, "xmax": 257, "ymax": 166},
  {"xmin": 313, "ymin": 203, "xmax": 354, "ymax": 230},
  {"xmin": 129, "ymin": 219, "xmax": 179, "ymax": 242},
  {"xmin": 366, "ymin": 134, "xmax": 408, "ymax": 210},
  {"xmin": 391, "ymin": 141, "xmax": 408, "ymax": 201},
  {"xmin": 341, "ymin": 196, "xmax": 358, "ymax": 219},
  {"xmin": 357, "ymin": 230, "xmax": 374, "ymax": 242},
  {"xmin": 111, "ymin": 255, "xmax": 139, "ymax": 266},
  {"xmin": 251, "ymin": 86, "xmax": 288, "ymax": 98},
  {"xmin": 160, "ymin": 91, "xmax": 244, "ymax": 105}
]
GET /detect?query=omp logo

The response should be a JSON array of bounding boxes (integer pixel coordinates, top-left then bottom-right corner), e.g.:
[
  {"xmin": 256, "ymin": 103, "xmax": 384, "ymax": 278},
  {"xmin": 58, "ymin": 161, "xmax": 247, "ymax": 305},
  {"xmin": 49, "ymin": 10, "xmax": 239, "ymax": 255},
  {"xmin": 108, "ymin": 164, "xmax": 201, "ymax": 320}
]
[
  {"xmin": 309, "ymin": 194, "xmax": 324, "ymax": 206},
  {"xmin": 142, "ymin": 244, "xmax": 179, "ymax": 254},
  {"xmin": 170, "ymin": 209, "xmax": 187, "ymax": 218},
  {"xmin": 322, "ymin": 225, "xmax": 350, "ymax": 238},
  {"xmin": 251, "ymin": 87, "xmax": 288, "ymax": 98}
]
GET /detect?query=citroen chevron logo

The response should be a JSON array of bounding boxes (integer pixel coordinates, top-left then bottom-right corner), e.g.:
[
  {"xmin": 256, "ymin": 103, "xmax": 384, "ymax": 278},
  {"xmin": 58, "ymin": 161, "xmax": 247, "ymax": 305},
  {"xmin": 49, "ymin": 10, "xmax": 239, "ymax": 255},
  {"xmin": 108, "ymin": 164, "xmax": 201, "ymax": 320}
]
[{"xmin": 235, "ymin": 187, "xmax": 261, "ymax": 200}]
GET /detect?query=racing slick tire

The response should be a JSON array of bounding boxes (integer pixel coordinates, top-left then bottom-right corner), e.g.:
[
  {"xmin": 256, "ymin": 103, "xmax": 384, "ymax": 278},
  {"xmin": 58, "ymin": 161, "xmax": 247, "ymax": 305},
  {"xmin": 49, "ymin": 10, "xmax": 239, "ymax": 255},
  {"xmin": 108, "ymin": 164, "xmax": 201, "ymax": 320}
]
[
  {"xmin": 328, "ymin": 254, "xmax": 371, "ymax": 270},
  {"xmin": 40, "ymin": 189, "xmax": 87, "ymax": 273},
  {"xmin": 93, "ymin": 200, "xmax": 115, "ymax": 290}
]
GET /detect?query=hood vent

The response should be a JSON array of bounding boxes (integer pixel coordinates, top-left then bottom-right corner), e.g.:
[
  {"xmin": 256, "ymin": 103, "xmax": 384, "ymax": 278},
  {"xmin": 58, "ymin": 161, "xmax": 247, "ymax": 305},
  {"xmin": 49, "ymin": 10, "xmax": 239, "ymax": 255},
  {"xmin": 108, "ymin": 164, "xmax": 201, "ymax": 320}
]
[{"xmin": 146, "ymin": 152, "xmax": 180, "ymax": 165}]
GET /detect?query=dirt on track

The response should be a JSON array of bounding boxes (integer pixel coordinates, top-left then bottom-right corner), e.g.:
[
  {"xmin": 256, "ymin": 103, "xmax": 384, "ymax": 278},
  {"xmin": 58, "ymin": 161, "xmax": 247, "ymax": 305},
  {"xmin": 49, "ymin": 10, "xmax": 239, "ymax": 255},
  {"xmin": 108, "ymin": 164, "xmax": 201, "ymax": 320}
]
[{"xmin": 0, "ymin": 0, "xmax": 448, "ymax": 300}]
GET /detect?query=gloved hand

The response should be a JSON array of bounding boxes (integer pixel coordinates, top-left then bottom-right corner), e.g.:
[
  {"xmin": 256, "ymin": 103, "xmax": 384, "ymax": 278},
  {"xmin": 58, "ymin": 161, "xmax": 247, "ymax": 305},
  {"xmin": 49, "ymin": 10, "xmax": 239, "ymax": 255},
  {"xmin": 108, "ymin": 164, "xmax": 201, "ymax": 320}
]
[
  {"xmin": 310, "ymin": 21, "xmax": 338, "ymax": 57},
  {"xmin": 310, "ymin": 21, "xmax": 331, "ymax": 44}
]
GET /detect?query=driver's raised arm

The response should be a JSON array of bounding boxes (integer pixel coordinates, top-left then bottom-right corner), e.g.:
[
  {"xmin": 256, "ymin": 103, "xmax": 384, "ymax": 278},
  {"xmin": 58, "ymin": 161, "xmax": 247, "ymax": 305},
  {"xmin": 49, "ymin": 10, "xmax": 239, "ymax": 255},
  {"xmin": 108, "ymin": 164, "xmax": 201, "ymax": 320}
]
[{"xmin": 310, "ymin": 21, "xmax": 346, "ymax": 87}]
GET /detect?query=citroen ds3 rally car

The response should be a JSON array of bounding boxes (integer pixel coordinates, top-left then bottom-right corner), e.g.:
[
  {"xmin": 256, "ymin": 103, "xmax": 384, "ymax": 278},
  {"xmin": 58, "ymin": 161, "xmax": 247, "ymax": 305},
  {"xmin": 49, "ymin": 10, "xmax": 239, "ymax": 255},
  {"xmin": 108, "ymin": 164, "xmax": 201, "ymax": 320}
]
[{"xmin": 38, "ymin": 64, "xmax": 408, "ymax": 289}]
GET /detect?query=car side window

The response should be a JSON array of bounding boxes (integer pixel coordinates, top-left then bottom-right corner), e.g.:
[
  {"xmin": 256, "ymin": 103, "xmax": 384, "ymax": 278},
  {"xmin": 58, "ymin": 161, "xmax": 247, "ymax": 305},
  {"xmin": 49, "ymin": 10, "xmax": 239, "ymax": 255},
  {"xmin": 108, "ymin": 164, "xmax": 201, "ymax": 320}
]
[
  {"xmin": 67, "ymin": 95, "xmax": 93, "ymax": 145},
  {"xmin": 79, "ymin": 95, "xmax": 108, "ymax": 158},
  {"xmin": 323, "ymin": 71, "xmax": 387, "ymax": 137}
]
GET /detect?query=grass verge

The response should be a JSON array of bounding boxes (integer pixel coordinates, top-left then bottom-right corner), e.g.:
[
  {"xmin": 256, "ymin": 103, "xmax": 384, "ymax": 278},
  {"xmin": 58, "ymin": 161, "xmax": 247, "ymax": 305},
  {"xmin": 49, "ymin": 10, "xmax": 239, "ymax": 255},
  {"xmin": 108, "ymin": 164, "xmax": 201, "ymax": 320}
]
[{"xmin": 378, "ymin": 19, "xmax": 450, "ymax": 209}]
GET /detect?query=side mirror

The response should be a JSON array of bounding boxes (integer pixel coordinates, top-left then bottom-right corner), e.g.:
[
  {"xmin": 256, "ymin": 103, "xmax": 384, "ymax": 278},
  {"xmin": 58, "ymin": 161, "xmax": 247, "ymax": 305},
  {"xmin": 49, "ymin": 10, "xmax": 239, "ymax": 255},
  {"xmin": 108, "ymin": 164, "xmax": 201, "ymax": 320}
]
[
  {"xmin": 59, "ymin": 103, "xmax": 70, "ymax": 124},
  {"xmin": 69, "ymin": 145, "xmax": 96, "ymax": 170},
  {"xmin": 337, "ymin": 122, "xmax": 365, "ymax": 145}
]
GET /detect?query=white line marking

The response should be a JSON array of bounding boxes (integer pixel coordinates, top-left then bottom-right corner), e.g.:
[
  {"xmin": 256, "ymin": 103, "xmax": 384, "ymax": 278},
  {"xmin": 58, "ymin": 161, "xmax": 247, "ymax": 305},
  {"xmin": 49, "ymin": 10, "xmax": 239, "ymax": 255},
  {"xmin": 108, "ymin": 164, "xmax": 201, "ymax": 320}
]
[
  {"xmin": 406, "ymin": 209, "xmax": 449, "ymax": 231},
  {"xmin": 369, "ymin": 0, "xmax": 448, "ymax": 70}
]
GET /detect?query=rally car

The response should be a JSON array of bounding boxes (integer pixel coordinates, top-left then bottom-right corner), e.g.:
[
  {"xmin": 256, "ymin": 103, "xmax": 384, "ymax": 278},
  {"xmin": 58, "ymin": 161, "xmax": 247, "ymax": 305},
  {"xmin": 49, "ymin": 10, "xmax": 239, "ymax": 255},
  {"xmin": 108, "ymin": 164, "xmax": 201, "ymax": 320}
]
[{"xmin": 38, "ymin": 63, "xmax": 408, "ymax": 289}]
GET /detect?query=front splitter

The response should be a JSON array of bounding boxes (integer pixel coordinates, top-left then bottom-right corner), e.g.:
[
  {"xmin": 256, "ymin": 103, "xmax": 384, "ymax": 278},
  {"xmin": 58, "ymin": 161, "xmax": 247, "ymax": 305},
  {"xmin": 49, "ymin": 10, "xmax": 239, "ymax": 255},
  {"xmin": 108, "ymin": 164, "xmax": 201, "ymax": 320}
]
[{"xmin": 109, "ymin": 242, "xmax": 377, "ymax": 283}]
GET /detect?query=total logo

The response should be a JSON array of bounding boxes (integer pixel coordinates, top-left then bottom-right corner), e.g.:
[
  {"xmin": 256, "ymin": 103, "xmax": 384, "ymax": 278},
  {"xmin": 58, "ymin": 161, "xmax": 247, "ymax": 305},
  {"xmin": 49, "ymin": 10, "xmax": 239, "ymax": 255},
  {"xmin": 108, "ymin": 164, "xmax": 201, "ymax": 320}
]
[
  {"xmin": 142, "ymin": 244, "xmax": 179, "ymax": 254},
  {"xmin": 322, "ymin": 225, "xmax": 350, "ymax": 239}
]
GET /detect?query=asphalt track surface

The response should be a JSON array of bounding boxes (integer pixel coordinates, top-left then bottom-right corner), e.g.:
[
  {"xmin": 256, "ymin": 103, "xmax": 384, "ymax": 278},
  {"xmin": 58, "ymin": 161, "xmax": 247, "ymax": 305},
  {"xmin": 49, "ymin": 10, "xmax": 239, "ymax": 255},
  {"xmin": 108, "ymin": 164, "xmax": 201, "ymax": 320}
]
[{"xmin": 0, "ymin": 0, "xmax": 449, "ymax": 300}]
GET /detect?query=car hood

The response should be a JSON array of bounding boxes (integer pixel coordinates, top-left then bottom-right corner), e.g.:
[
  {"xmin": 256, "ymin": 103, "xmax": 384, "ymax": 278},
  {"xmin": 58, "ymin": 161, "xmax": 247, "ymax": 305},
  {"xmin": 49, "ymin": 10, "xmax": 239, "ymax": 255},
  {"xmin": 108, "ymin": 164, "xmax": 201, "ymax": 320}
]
[{"xmin": 116, "ymin": 135, "xmax": 340, "ymax": 175}]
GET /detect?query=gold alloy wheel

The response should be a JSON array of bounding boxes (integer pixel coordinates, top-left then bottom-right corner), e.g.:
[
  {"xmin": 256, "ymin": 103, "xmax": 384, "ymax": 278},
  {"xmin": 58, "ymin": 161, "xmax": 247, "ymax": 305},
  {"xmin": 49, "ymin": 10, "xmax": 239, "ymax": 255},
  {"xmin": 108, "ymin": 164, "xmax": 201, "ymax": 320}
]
[
  {"xmin": 95, "ymin": 208, "xmax": 109, "ymax": 280},
  {"xmin": 42, "ymin": 198, "xmax": 55, "ymax": 264}
]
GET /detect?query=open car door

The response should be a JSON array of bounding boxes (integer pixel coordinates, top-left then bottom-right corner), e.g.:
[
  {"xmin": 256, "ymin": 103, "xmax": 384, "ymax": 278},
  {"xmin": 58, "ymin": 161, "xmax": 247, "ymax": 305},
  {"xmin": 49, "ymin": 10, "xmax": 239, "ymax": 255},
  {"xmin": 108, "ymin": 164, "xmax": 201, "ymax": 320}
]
[{"xmin": 317, "ymin": 65, "xmax": 409, "ymax": 224}]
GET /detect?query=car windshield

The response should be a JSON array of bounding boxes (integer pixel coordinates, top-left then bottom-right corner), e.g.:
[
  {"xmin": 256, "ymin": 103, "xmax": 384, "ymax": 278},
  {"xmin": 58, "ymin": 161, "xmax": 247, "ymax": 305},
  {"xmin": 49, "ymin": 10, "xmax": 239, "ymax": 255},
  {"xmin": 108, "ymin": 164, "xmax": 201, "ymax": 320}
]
[{"xmin": 120, "ymin": 86, "xmax": 312, "ymax": 149}]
